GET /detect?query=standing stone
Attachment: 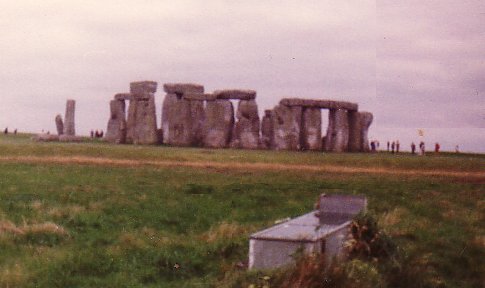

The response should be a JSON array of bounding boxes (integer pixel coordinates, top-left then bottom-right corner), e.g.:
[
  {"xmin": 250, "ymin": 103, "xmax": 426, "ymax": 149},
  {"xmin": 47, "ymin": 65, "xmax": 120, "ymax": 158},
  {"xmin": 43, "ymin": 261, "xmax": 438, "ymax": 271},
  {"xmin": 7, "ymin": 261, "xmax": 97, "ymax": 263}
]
[
  {"xmin": 105, "ymin": 100, "xmax": 127, "ymax": 144},
  {"xmin": 302, "ymin": 108, "xmax": 322, "ymax": 151},
  {"xmin": 167, "ymin": 95, "xmax": 192, "ymax": 146},
  {"xmin": 359, "ymin": 112, "xmax": 373, "ymax": 152},
  {"xmin": 272, "ymin": 104, "xmax": 302, "ymax": 150},
  {"xmin": 261, "ymin": 110, "xmax": 274, "ymax": 149},
  {"xmin": 204, "ymin": 100, "xmax": 234, "ymax": 148},
  {"xmin": 126, "ymin": 81, "xmax": 158, "ymax": 145},
  {"xmin": 161, "ymin": 83, "xmax": 205, "ymax": 146},
  {"xmin": 55, "ymin": 114, "xmax": 64, "ymax": 136},
  {"xmin": 190, "ymin": 100, "xmax": 206, "ymax": 146},
  {"xmin": 63, "ymin": 100, "xmax": 76, "ymax": 136},
  {"xmin": 232, "ymin": 100, "xmax": 260, "ymax": 149},
  {"xmin": 325, "ymin": 109, "xmax": 349, "ymax": 152}
]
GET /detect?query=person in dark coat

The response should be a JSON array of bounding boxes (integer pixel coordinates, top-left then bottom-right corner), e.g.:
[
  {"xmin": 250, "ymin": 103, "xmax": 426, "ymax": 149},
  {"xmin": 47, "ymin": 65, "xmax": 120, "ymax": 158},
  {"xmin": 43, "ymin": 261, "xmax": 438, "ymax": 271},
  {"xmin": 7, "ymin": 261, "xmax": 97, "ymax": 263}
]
[{"xmin": 411, "ymin": 142, "xmax": 416, "ymax": 154}]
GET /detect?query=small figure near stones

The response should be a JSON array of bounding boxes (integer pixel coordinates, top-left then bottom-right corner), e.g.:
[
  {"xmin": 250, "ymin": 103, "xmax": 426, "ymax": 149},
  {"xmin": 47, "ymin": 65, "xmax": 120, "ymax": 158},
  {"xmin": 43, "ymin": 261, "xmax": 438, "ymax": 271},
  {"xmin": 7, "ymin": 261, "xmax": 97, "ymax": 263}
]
[
  {"xmin": 3, "ymin": 127, "xmax": 8, "ymax": 134},
  {"xmin": 391, "ymin": 141, "xmax": 395, "ymax": 154},
  {"xmin": 411, "ymin": 142, "xmax": 416, "ymax": 155},
  {"xmin": 419, "ymin": 141, "xmax": 425, "ymax": 156},
  {"xmin": 455, "ymin": 145, "xmax": 460, "ymax": 153},
  {"xmin": 435, "ymin": 142, "xmax": 440, "ymax": 154},
  {"xmin": 396, "ymin": 140, "xmax": 400, "ymax": 153},
  {"xmin": 370, "ymin": 141, "xmax": 376, "ymax": 152},
  {"xmin": 99, "ymin": 130, "xmax": 104, "ymax": 138},
  {"xmin": 14, "ymin": 129, "xmax": 17, "ymax": 135},
  {"xmin": 387, "ymin": 141, "xmax": 390, "ymax": 152},
  {"xmin": 90, "ymin": 130, "xmax": 94, "ymax": 138}
]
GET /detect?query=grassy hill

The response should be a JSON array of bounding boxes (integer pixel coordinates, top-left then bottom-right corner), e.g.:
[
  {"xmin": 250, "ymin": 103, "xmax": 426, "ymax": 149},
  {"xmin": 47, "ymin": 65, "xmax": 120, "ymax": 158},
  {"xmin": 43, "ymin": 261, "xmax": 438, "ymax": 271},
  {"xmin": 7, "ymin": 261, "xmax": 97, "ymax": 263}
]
[{"xmin": 0, "ymin": 133, "xmax": 483, "ymax": 287}]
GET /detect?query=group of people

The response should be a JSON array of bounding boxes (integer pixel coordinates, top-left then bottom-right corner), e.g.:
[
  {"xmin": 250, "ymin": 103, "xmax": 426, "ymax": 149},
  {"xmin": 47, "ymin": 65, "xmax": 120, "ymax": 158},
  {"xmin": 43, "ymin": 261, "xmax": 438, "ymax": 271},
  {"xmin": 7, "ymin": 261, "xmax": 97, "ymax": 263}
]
[
  {"xmin": 386, "ymin": 141, "xmax": 401, "ymax": 154},
  {"xmin": 3, "ymin": 127, "xmax": 17, "ymax": 135},
  {"xmin": 90, "ymin": 130, "xmax": 104, "ymax": 139}
]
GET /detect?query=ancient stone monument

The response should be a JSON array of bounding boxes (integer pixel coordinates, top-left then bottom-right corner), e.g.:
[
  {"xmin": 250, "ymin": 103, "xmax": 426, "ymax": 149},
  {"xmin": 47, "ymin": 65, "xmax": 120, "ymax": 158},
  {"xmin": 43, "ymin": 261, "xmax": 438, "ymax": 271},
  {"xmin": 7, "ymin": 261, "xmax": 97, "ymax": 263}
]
[
  {"xmin": 55, "ymin": 114, "xmax": 64, "ymax": 136},
  {"xmin": 105, "ymin": 80, "xmax": 373, "ymax": 153},
  {"xmin": 63, "ymin": 100, "xmax": 76, "ymax": 136}
]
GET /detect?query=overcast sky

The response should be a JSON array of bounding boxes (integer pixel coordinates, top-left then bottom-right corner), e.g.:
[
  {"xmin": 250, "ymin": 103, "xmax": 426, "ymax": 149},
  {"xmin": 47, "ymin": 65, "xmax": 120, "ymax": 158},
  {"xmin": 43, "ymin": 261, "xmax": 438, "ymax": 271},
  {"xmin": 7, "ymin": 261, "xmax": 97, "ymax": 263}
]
[{"xmin": 1, "ymin": 1, "xmax": 484, "ymax": 152}]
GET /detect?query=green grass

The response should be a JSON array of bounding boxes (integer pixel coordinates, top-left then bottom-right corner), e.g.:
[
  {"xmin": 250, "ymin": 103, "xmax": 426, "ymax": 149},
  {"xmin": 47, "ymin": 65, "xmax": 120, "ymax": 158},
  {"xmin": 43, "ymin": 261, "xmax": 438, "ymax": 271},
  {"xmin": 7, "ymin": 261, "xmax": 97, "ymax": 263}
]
[{"xmin": 0, "ymin": 133, "xmax": 483, "ymax": 287}]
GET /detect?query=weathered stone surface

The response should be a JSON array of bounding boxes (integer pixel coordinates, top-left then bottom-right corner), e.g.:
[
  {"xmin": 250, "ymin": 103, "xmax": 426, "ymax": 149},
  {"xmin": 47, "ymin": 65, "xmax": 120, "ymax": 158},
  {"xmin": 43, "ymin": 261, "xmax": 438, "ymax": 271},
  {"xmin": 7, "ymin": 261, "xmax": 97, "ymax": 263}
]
[
  {"xmin": 105, "ymin": 100, "xmax": 127, "ymax": 144},
  {"xmin": 348, "ymin": 111, "xmax": 373, "ymax": 152},
  {"xmin": 324, "ymin": 109, "xmax": 349, "ymax": 152},
  {"xmin": 161, "ymin": 93, "xmax": 177, "ymax": 144},
  {"xmin": 167, "ymin": 94, "xmax": 192, "ymax": 146},
  {"xmin": 272, "ymin": 104, "xmax": 302, "ymax": 150},
  {"xmin": 302, "ymin": 108, "xmax": 322, "ymax": 151},
  {"xmin": 126, "ymin": 81, "xmax": 158, "ymax": 145},
  {"xmin": 261, "ymin": 110, "xmax": 273, "ymax": 149},
  {"xmin": 214, "ymin": 89, "xmax": 256, "ymax": 100},
  {"xmin": 359, "ymin": 112, "xmax": 373, "ymax": 152},
  {"xmin": 232, "ymin": 100, "xmax": 260, "ymax": 149},
  {"xmin": 190, "ymin": 100, "xmax": 206, "ymax": 146},
  {"xmin": 114, "ymin": 93, "xmax": 133, "ymax": 101},
  {"xmin": 318, "ymin": 194, "xmax": 367, "ymax": 225},
  {"xmin": 55, "ymin": 114, "xmax": 64, "ymax": 136},
  {"xmin": 63, "ymin": 100, "xmax": 76, "ymax": 136},
  {"xmin": 130, "ymin": 81, "xmax": 157, "ymax": 94},
  {"xmin": 280, "ymin": 98, "xmax": 358, "ymax": 111},
  {"xmin": 163, "ymin": 83, "xmax": 204, "ymax": 95},
  {"xmin": 204, "ymin": 100, "xmax": 234, "ymax": 148},
  {"xmin": 182, "ymin": 93, "xmax": 217, "ymax": 101}
]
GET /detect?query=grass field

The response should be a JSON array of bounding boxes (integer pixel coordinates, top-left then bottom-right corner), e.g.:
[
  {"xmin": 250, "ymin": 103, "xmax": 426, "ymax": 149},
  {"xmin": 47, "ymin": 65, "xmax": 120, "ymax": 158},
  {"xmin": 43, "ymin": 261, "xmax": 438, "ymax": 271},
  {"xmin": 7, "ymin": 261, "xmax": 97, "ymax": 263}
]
[{"xmin": 0, "ymin": 133, "xmax": 483, "ymax": 287}]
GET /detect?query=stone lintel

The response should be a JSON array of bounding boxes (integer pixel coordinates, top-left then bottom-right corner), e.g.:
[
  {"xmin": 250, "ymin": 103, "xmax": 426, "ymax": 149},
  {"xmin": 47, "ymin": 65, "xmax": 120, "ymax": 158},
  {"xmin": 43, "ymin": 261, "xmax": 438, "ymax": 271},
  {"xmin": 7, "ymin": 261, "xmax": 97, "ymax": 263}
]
[
  {"xmin": 280, "ymin": 98, "xmax": 358, "ymax": 111},
  {"xmin": 163, "ymin": 83, "xmax": 204, "ymax": 94},
  {"xmin": 130, "ymin": 81, "xmax": 157, "ymax": 94},
  {"xmin": 214, "ymin": 89, "xmax": 257, "ymax": 100},
  {"xmin": 114, "ymin": 93, "xmax": 133, "ymax": 101},
  {"xmin": 183, "ymin": 93, "xmax": 217, "ymax": 101}
]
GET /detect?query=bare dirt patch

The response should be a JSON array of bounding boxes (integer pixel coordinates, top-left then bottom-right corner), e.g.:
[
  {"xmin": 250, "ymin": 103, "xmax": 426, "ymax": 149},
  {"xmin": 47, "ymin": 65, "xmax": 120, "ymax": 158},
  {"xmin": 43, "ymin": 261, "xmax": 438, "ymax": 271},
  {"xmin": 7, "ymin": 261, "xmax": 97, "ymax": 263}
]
[{"xmin": 0, "ymin": 155, "xmax": 483, "ymax": 180}]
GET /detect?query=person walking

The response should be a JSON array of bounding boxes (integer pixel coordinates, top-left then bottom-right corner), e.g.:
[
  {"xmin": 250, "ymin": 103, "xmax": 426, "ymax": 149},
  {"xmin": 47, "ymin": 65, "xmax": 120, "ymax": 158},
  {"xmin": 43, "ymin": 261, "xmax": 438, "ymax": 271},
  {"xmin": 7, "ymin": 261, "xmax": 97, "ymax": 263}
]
[
  {"xmin": 391, "ymin": 141, "xmax": 395, "ymax": 154},
  {"xmin": 387, "ymin": 141, "xmax": 390, "ymax": 152},
  {"xmin": 435, "ymin": 143, "xmax": 440, "ymax": 154},
  {"xmin": 411, "ymin": 142, "xmax": 416, "ymax": 155},
  {"xmin": 419, "ymin": 141, "xmax": 425, "ymax": 156}
]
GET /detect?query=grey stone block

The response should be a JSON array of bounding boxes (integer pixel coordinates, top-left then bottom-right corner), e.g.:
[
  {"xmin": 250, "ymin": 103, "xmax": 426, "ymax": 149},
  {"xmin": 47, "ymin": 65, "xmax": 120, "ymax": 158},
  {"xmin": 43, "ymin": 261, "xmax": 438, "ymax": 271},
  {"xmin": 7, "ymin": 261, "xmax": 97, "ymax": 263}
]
[
  {"xmin": 105, "ymin": 100, "xmax": 127, "ymax": 144},
  {"xmin": 280, "ymin": 98, "xmax": 358, "ymax": 111},
  {"xmin": 214, "ymin": 89, "xmax": 257, "ymax": 100},
  {"xmin": 302, "ymin": 108, "xmax": 322, "ymax": 151},
  {"xmin": 204, "ymin": 100, "xmax": 234, "ymax": 148},
  {"xmin": 63, "ymin": 100, "xmax": 76, "ymax": 136},
  {"xmin": 163, "ymin": 83, "xmax": 204, "ymax": 94},
  {"xmin": 55, "ymin": 114, "xmax": 64, "ymax": 136},
  {"xmin": 272, "ymin": 104, "xmax": 302, "ymax": 150}
]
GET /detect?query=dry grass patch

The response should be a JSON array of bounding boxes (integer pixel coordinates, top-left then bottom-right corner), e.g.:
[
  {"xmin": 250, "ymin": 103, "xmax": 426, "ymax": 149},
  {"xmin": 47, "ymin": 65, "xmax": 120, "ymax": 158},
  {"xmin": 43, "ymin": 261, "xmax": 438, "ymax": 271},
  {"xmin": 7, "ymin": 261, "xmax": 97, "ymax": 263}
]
[
  {"xmin": 0, "ymin": 220, "xmax": 68, "ymax": 237},
  {"xmin": 201, "ymin": 222, "xmax": 253, "ymax": 243},
  {"xmin": 0, "ymin": 263, "xmax": 28, "ymax": 288}
]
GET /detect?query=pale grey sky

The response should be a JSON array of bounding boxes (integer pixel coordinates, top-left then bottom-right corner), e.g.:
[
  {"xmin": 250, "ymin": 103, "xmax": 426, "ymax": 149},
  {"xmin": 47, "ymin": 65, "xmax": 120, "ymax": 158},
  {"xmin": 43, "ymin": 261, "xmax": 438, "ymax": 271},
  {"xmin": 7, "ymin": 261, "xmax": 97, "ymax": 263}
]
[{"xmin": 1, "ymin": 1, "xmax": 484, "ymax": 152}]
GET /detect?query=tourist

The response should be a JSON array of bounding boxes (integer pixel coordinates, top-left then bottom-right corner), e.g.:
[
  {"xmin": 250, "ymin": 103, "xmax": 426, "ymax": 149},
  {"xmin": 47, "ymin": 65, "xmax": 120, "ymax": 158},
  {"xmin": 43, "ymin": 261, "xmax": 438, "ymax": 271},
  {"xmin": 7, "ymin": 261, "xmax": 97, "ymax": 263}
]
[
  {"xmin": 387, "ymin": 141, "xmax": 390, "ymax": 152},
  {"xmin": 396, "ymin": 140, "xmax": 400, "ymax": 153},
  {"xmin": 370, "ymin": 141, "xmax": 376, "ymax": 152},
  {"xmin": 13, "ymin": 129, "xmax": 17, "ymax": 135},
  {"xmin": 455, "ymin": 145, "xmax": 460, "ymax": 153},
  {"xmin": 3, "ymin": 127, "xmax": 7, "ymax": 134},
  {"xmin": 435, "ymin": 143, "xmax": 440, "ymax": 154},
  {"xmin": 419, "ymin": 141, "xmax": 425, "ymax": 156},
  {"xmin": 90, "ymin": 130, "xmax": 94, "ymax": 138},
  {"xmin": 391, "ymin": 141, "xmax": 395, "ymax": 154},
  {"xmin": 100, "ymin": 130, "xmax": 104, "ymax": 138},
  {"xmin": 411, "ymin": 142, "xmax": 416, "ymax": 154}
]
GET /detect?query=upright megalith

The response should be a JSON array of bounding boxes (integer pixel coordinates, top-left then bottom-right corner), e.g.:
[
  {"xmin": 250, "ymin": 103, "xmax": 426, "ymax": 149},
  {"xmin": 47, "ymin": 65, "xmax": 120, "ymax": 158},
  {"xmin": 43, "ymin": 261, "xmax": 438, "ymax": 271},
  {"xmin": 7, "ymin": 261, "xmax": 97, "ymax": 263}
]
[
  {"xmin": 55, "ymin": 114, "xmax": 64, "ymax": 136},
  {"xmin": 359, "ymin": 112, "xmax": 373, "ymax": 152},
  {"xmin": 272, "ymin": 104, "xmax": 302, "ymax": 150},
  {"xmin": 325, "ymin": 109, "xmax": 349, "ymax": 152},
  {"xmin": 261, "ymin": 110, "xmax": 274, "ymax": 149},
  {"xmin": 126, "ymin": 81, "xmax": 158, "ymax": 145},
  {"xmin": 63, "ymin": 100, "xmax": 76, "ymax": 136},
  {"xmin": 204, "ymin": 100, "xmax": 234, "ymax": 148},
  {"xmin": 161, "ymin": 83, "xmax": 205, "ymax": 146},
  {"xmin": 302, "ymin": 108, "xmax": 322, "ymax": 151},
  {"xmin": 232, "ymin": 99, "xmax": 260, "ymax": 149},
  {"xmin": 105, "ymin": 99, "xmax": 127, "ymax": 143}
]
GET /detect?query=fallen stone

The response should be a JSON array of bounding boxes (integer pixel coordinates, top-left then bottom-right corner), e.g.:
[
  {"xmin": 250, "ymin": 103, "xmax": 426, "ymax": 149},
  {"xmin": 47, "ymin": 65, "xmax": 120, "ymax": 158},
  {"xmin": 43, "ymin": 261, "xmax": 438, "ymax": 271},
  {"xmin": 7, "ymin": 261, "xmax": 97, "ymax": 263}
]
[
  {"xmin": 163, "ymin": 83, "xmax": 204, "ymax": 95},
  {"xmin": 204, "ymin": 100, "xmax": 234, "ymax": 148},
  {"xmin": 63, "ymin": 100, "xmax": 76, "ymax": 136},
  {"xmin": 280, "ymin": 98, "xmax": 358, "ymax": 111},
  {"xmin": 214, "ymin": 89, "xmax": 257, "ymax": 100},
  {"xmin": 272, "ymin": 104, "xmax": 302, "ymax": 150},
  {"xmin": 33, "ymin": 134, "xmax": 59, "ymax": 142},
  {"xmin": 55, "ymin": 114, "xmax": 64, "ymax": 136},
  {"xmin": 302, "ymin": 108, "xmax": 322, "ymax": 150},
  {"xmin": 261, "ymin": 110, "xmax": 274, "ymax": 149}
]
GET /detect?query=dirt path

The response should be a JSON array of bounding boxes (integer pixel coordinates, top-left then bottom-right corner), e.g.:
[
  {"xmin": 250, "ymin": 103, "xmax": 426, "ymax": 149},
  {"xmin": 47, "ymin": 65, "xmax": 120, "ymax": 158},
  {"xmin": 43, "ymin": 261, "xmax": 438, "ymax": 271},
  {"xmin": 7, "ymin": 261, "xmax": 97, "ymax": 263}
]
[{"xmin": 0, "ymin": 155, "xmax": 483, "ymax": 180}]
